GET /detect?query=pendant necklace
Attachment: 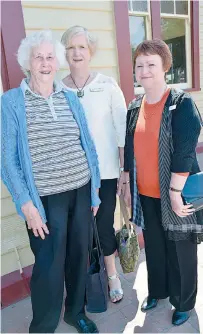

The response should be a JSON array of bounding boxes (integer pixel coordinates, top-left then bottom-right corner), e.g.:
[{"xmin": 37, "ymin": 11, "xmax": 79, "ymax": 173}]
[{"xmin": 70, "ymin": 74, "xmax": 90, "ymax": 98}]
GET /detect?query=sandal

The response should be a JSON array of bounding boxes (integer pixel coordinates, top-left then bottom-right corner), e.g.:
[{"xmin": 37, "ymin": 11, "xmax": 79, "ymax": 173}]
[{"xmin": 108, "ymin": 273, "xmax": 124, "ymax": 303}]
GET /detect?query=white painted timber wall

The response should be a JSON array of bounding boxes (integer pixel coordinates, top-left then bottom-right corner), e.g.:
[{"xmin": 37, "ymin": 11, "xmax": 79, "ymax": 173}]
[{"xmin": 191, "ymin": 2, "xmax": 203, "ymax": 142}]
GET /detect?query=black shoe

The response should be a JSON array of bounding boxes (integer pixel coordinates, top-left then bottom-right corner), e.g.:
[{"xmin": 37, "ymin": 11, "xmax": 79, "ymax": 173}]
[
  {"xmin": 141, "ymin": 297, "xmax": 159, "ymax": 312},
  {"xmin": 172, "ymin": 310, "xmax": 190, "ymax": 326},
  {"xmin": 64, "ymin": 313, "xmax": 99, "ymax": 333}
]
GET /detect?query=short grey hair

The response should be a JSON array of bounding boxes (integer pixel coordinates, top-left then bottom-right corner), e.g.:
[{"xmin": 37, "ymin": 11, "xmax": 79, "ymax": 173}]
[
  {"xmin": 61, "ymin": 26, "xmax": 97, "ymax": 56},
  {"xmin": 17, "ymin": 30, "xmax": 66, "ymax": 76}
]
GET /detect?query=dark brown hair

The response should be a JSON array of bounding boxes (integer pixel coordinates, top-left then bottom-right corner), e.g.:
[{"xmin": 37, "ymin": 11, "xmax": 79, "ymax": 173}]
[{"xmin": 133, "ymin": 39, "xmax": 172, "ymax": 72}]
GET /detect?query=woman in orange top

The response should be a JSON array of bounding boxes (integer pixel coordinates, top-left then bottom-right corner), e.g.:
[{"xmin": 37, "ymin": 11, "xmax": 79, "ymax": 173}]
[{"xmin": 123, "ymin": 39, "xmax": 203, "ymax": 326}]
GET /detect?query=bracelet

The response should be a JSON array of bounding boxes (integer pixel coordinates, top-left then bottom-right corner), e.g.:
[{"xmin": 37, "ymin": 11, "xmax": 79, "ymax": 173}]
[
  {"xmin": 123, "ymin": 181, "xmax": 130, "ymax": 184},
  {"xmin": 169, "ymin": 186, "xmax": 182, "ymax": 193}
]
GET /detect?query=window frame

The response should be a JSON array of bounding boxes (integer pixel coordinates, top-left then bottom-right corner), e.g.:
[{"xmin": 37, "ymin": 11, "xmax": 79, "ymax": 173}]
[
  {"xmin": 1, "ymin": 1, "xmax": 26, "ymax": 91},
  {"xmin": 114, "ymin": 0, "xmax": 200, "ymax": 103},
  {"xmin": 128, "ymin": 8, "xmax": 152, "ymax": 95}
]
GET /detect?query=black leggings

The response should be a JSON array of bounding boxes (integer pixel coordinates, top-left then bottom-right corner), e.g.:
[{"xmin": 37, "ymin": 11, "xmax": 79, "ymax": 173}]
[
  {"xmin": 140, "ymin": 194, "xmax": 198, "ymax": 312},
  {"xmin": 96, "ymin": 179, "xmax": 117, "ymax": 256}
]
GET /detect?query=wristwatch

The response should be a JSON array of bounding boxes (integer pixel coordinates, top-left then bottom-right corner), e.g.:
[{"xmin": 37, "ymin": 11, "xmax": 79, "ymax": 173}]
[{"xmin": 120, "ymin": 167, "xmax": 124, "ymax": 172}]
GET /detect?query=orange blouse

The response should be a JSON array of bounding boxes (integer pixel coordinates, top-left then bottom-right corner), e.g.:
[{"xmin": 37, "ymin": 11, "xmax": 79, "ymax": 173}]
[{"xmin": 134, "ymin": 89, "xmax": 171, "ymax": 198}]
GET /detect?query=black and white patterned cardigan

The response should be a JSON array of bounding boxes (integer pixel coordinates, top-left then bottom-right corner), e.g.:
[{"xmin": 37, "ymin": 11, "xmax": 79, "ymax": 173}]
[{"xmin": 124, "ymin": 88, "xmax": 203, "ymax": 241}]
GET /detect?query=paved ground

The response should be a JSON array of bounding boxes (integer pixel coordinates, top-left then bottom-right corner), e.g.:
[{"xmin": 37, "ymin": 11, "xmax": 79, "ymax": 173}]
[{"xmin": 2, "ymin": 244, "xmax": 203, "ymax": 334}]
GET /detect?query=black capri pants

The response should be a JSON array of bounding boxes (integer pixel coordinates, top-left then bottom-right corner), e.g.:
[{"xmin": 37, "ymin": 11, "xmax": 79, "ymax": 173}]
[{"xmin": 96, "ymin": 178, "xmax": 117, "ymax": 256}]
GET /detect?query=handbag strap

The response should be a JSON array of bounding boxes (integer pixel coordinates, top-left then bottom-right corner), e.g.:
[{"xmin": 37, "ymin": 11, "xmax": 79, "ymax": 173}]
[
  {"xmin": 93, "ymin": 217, "xmax": 102, "ymax": 254},
  {"xmin": 88, "ymin": 215, "xmax": 102, "ymax": 262},
  {"xmin": 119, "ymin": 194, "xmax": 131, "ymax": 232}
]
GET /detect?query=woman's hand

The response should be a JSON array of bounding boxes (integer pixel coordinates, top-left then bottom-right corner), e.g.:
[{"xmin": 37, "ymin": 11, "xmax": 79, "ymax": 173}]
[
  {"xmin": 22, "ymin": 201, "xmax": 49, "ymax": 239},
  {"xmin": 117, "ymin": 171, "xmax": 126, "ymax": 196},
  {"xmin": 169, "ymin": 191, "xmax": 195, "ymax": 218},
  {"xmin": 92, "ymin": 206, "xmax": 99, "ymax": 216},
  {"xmin": 91, "ymin": 188, "xmax": 100, "ymax": 216},
  {"xmin": 123, "ymin": 183, "xmax": 131, "ymax": 208},
  {"xmin": 118, "ymin": 172, "xmax": 131, "ymax": 207}
]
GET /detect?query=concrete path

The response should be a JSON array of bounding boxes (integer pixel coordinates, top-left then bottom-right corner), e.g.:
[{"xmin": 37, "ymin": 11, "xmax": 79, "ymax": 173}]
[{"xmin": 2, "ymin": 244, "xmax": 203, "ymax": 333}]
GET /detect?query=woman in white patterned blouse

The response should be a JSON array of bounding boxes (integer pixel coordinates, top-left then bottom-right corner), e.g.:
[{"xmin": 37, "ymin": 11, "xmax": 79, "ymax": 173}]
[{"xmin": 61, "ymin": 26, "xmax": 127, "ymax": 304}]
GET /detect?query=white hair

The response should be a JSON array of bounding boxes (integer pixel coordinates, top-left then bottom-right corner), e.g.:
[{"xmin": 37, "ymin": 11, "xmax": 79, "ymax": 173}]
[
  {"xmin": 17, "ymin": 30, "xmax": 66, "ymax": 76},
  {"xmin": 61, "ymin": 26, "xmax": 97, "ymax": 56}
]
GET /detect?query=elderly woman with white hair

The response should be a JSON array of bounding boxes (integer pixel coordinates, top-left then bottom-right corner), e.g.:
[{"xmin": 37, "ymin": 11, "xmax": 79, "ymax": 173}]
[
  {"xmin": 1, "ymin": 30, "xmax": 100, "ymax": 333},
  {"xmin": 61, "ymin": 26, "xmax": 127, "ymax": 303}
]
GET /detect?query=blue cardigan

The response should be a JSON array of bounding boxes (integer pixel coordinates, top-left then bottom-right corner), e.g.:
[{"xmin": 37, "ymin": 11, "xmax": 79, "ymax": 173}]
[{"xmin": 1, "ymin": 87, "xmax": 101, "ymax": 223}]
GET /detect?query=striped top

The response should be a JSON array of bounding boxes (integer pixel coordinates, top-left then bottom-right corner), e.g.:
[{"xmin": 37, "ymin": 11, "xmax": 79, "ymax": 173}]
[{"xmin": 24, "ymin": 82, "xmax": 90, "ymax": 196}]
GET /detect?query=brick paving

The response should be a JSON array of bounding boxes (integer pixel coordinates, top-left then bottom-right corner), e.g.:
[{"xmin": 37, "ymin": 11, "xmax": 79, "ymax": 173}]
[{"xmin": 2, "ymin": 244, "xmax": 203, "ymax": 333}]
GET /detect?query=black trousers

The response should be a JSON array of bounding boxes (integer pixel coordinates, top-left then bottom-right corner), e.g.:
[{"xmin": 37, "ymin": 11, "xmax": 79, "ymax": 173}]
[
  {"xmin": 27, "ymin": 182, "xmax": 92, "ymax": 333},
  {"xmin": 140, "ymin": 195, "xmax": 198, "ymax": 312},
  {"xmin": 96, "ymin": 179, "xmax": 117, "ymax": 256}
]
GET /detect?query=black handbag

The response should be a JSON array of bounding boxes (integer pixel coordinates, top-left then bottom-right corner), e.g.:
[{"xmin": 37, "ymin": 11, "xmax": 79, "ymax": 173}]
[
  {"xmin": 86, "ymin": 217, "xmax": 108, "ymax": 313},
  {"xmin": 182, "ymin": 172, "xmax": 203, "ymax": 211}
]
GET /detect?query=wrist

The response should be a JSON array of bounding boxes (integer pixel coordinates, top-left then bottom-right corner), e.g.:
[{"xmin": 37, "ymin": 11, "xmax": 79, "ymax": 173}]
[
  {"xmin": 169, "ymin": 187, "xmax": 182, "ymax": 193},
  {"xmin": 124, "ymin": 171, "xmax": 129, "ymax": 182},
  {"xmin": 170, "ymin": 172, "xmax": 187, "ymax": 191},
  {"xmin": 21, "ymin": 200, "xmax": 33, "ymax": 213},
  {"xmin": 169, "ymin": 190, "xmax": 182, "ymax": 200}
]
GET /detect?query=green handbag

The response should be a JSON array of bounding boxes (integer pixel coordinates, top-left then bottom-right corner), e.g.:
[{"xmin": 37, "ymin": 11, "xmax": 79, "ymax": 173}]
[{"xmin": 116, "ymin": 195, "xmax": 140, "ymax": 274}]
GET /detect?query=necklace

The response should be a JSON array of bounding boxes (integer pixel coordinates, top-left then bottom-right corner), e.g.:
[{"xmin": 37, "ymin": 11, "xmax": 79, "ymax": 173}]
[{"xmin": 70, "ymin": 74, "xmax": 90, "ymax": 98}]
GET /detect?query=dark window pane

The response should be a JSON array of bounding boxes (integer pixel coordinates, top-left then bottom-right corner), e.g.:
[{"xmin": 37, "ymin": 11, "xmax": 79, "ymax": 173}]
[
  {"xmin": 132, "ymin": 0, "xmax": 148, "ymax": 12},
  {"xmin": 161, "ymin": 18, "xmax": 187, "ymax": 84},
  {"xmin": 176, "ymin": 0, "xmax": 188, "ymax": 15},
  {"xmin": 129, "ymin": 15, "xmax": 146, "ymax": 87},
  {"xmin": 161, "ymin": 0, "xmax": 174, "ymax": 14}
]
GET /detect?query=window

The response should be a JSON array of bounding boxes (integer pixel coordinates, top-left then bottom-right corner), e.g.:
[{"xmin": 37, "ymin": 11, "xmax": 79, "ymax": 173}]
[
  {"xmin": 160, "ymin": 0, "xmax": 191, "ymax": 89},
  {"xmin": 128, "ymin": 0, "xmax": 193, "ymax": 93},
  {"xmin": 128, "ymin": 0, "xmax": 152, "ymax": 92},
  {"xmin": 114, "ymin": 0, "xmax": 199, "ymax": 104}
]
